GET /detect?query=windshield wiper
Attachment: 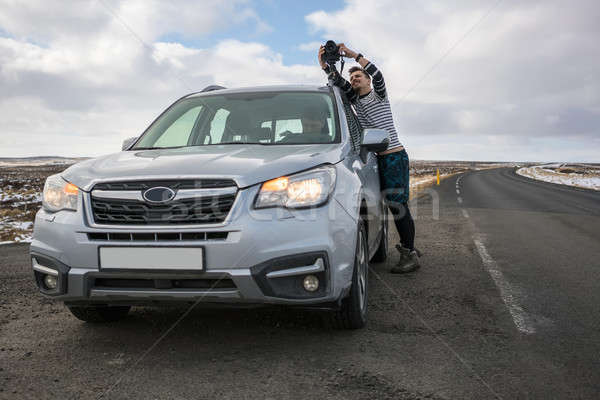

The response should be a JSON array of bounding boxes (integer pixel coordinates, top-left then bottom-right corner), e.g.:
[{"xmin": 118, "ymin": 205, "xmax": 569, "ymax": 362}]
[
  {"xmin": 200, "ymin": 141, "xmax": 267, "ymax": 145},
  {"xmin": 133, "ymin": 146, "xmax": 185, "ymax": 150},
  {"xmin": 219, "ymin": 142, "xmax": 273, "ymax": 145},
  {"xmin": 187, "ymin": 142, "xmax": 273, "ymax": 147}
]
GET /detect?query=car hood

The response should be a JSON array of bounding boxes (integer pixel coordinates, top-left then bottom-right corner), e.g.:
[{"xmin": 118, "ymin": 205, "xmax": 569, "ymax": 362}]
[{"xmin": 62, "ymin": 144, "xmax": 345, "ymax": 191}]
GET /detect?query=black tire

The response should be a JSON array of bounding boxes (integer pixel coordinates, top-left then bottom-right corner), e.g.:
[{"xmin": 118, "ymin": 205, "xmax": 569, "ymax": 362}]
[
  {"xmin": 67, "ymin": 305, "xmax": 131, "ymax": 323},
  {"xmin": 332, "ymin": 221, "xmax": 369, "ymax": 329},
  {"xmin": 372, "ymin": 204, "xmax": 388, "ymax": 263}
]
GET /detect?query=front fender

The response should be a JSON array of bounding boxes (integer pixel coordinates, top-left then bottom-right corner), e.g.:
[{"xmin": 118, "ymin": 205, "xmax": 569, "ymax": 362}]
[{"xmin": 332, "ymin": 161, "xmax": 363, "ymax": 223}]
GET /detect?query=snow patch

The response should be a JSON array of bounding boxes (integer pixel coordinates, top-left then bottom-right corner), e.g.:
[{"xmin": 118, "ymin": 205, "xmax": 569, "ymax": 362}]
[{"xmin": 517, "ymin": 166, "xmax": 600, "ymax": 191}]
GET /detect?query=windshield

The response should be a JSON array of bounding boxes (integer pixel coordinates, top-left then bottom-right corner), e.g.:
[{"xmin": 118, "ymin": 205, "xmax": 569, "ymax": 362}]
[{"xmin": 132, "ymin": 91, "xmax": 339, "ymax": 149}]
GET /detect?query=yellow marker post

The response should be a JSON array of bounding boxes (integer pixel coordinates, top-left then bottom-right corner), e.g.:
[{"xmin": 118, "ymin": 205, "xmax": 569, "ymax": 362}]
[{"xmin": 436, "ymin": 168, "xmax": 440, "ymax": 185}]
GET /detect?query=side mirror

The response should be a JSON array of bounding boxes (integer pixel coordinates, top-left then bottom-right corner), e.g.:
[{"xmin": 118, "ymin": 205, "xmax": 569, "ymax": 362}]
[
  {"xmin": 122, "ymin": 137, "xmax": 138, "ymax": 151},
  {"xmin": 361, "ymin": 129, "xmax": 389, "ymax": 153}
]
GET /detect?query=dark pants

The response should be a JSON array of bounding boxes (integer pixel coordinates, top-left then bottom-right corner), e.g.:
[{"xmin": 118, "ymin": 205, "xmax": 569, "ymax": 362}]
[
  {"xmin": 378, "ymin": 149, "xmax": 415, "ymax": 250},
  {"xmin": 388, "ymin": 203, "xmax": 415, "ymax": 250}
]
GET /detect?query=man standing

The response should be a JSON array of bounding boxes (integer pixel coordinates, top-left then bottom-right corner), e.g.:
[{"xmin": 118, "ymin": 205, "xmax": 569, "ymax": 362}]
[{"xmin": 318, "ymin": 43, "xmax": 419, "ymax": 273}]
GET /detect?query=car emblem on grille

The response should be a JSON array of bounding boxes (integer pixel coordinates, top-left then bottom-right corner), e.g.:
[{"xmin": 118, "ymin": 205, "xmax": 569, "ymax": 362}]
[{"xmin": 142, "ymin": 187, "xmax": 176, "ymax": 204}]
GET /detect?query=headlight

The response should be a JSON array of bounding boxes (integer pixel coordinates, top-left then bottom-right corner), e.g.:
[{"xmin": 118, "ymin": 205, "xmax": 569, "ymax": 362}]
[
  {"xmin": 255, "ymin": 165, "xmax": 336, "ymax": 209},
  {"xmin": 42, "ymin": 174, "xmax": 79, "ymax": 212}
]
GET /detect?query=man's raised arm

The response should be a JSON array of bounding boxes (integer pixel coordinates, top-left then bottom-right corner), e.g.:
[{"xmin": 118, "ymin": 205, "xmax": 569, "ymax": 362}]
[
  {"xmin": 338, "ymin": 44, "xmax": 387, "ymax": 99},
  {"xmin": 318, "ymin": 45, "xmax": 357, "ymax": 102}
]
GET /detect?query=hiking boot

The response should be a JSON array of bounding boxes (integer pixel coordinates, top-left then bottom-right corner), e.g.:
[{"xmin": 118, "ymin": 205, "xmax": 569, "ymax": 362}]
[
  {"xmin": 395, "ymin": 244, "xmax": 423, "ymax": 258},
  {"xmin": 390, "ymin": 250, "xmax": 421, "ymax": 274}
]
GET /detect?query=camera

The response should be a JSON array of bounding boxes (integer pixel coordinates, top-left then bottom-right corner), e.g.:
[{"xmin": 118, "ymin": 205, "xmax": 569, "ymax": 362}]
[{"xmin": 321, "ymin": 40, "xmax": 340, "ymax": 66}]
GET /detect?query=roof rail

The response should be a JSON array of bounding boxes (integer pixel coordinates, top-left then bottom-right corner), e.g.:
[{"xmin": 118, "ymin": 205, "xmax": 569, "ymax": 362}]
[{"xmin": 201, "ymin": 85, "xmax": 226, "ymax": 92}]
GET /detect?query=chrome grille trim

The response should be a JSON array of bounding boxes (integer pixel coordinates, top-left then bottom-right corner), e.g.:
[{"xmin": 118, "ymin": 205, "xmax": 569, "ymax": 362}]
[
  {"xmin": 173, "ymin": 187, "xmax": 238, "ymax": 200},
  {"xmin": 92, "ymin": 179, "xmax": 237, "ymax": 191},
  {"xmin": 91, "ymin": 190, "xmax": 144, "ymax": 201},
  {"xmin": 90, "ymin": 187, "xmax": 238, "ymax": 201}
]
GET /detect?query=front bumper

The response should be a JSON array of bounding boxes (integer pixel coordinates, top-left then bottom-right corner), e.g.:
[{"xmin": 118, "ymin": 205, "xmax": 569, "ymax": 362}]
[{"xmin": 30, "ymin": 184, "xmax": 357, "ymax": 306}]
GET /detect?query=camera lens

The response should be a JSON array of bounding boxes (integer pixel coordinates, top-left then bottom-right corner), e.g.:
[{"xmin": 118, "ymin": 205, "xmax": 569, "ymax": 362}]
[
  {"xmin": 322, "ymin": 40, "xmax": 340, "ymax": 65},
  {"xmin": 324, "ymin": 40, "xmax": 337, "ymax": 53}
]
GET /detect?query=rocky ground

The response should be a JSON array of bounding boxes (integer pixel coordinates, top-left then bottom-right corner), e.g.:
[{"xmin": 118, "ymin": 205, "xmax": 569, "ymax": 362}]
[{"xmin": 0, "ymin": 165, "xmax": 68, "ymax": 242}]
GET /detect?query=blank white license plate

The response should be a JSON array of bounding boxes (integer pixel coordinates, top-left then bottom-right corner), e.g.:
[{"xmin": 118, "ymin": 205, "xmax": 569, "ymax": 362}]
[{"xmin": 99, "ymin": 247, "xmax": 203, "ymax": 270}]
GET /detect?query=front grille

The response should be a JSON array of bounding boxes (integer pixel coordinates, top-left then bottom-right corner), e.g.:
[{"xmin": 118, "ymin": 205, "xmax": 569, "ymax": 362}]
[
  {"xmin": 87, "ymin": 232, "xmax": 229, "ymax": 241},
  {"xmin": 90, "ymin": 180, "xmax": 237, "ymax": 225},
  {"xmin": 93, "ymin": 278, "xmax": 236, "ymax": 290},
  {"xmin": 91, "ymin": 197, "xmax": 235, "ymax": 225}
]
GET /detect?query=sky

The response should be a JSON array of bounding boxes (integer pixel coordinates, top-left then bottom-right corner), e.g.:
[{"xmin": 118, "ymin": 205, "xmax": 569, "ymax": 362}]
[{"xmin": 0, "ymin": 0, "xmax": 598, "ymax": 162}]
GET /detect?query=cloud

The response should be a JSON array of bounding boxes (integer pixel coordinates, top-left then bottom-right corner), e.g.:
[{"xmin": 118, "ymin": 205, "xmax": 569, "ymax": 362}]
[
  {"xmin": 297, "ymin": 41, "xmax": 322, "ymax": 52},
  {"xmin": 0, "ymin": 0, "xmax": 267, "ymax": 42},
  {"xmin": 0, "ymin": 36, "xmax": 324, "ymax": 156},
  {"xmin": 306, "ymin": 0, "xmax": 600, "ymax": 161},
  {"xmin": 0, "ymin": 0, "xmax": 598, "ymax": 162},
  {"xmin": 0, "ymin": 1, "xmax": 299, "ymax": 157}
]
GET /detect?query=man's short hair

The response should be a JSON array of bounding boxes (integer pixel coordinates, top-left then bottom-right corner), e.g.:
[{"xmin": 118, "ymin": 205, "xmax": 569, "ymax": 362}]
[{"xmin": 348, "ymin": 66, "xmax": 370, "ymax": 79}]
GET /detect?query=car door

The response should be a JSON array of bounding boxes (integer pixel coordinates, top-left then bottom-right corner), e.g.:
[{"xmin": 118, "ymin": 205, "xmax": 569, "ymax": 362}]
[{"xmin": 341, "ymin": 99, "xmax": 383, "ymax": 252}]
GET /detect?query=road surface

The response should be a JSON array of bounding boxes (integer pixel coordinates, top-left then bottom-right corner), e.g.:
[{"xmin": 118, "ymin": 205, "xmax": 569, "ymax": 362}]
[{"xmin": 1, "ymin": 167, "xmax": 599, "ymax": 399}]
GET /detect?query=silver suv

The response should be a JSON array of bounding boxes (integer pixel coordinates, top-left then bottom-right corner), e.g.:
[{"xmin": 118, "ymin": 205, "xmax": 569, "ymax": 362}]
[{"xmin": 30, "ymin": 84, "xmax": 389, "ymax": 329}]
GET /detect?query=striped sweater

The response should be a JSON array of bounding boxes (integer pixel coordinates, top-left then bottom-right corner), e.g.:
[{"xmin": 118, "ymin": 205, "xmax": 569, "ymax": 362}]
[{"xmin": 326, "ymin": 62, "xmax": 403, "ymax": 150}]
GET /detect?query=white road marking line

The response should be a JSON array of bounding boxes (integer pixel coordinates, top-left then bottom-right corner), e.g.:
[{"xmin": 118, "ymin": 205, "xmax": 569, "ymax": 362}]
[
  {"xmin": 473, "ymin": 235, "xmax": 536, "ymax": 334},
  {"xmin": 461, "ymin": 209, "xmax": 469, "ymax": 218},
  {"xmin": 457, "ymin": 196, "xmax": 463, "ymax": 204},
  {"xmin": 456, "ymin": 189, "xmax": 460, "ymax": 194}
]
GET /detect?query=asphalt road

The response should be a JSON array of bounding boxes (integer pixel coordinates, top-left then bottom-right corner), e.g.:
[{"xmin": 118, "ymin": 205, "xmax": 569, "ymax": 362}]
[{"xmin": 1, "ymin": 167, "xmax": 599, "ymax": 399}]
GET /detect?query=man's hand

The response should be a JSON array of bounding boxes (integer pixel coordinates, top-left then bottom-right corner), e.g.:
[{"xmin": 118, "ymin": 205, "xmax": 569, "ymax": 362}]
[
  {"xmin": 318, "ymin": 46, "xmax": 328, "ymax": 69},
  {"xmin": 338, "ymin": 43, "xmax": 358, "ymax": 59}
]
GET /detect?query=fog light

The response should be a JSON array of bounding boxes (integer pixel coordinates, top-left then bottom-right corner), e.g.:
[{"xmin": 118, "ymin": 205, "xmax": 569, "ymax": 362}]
[
  {"xmin": 44, "ymin": 274, "xmax": 58, "ymax": 290},
  {"xmin": 303, "ymin": 275, "xmax": 319, "ymax": 292}
]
